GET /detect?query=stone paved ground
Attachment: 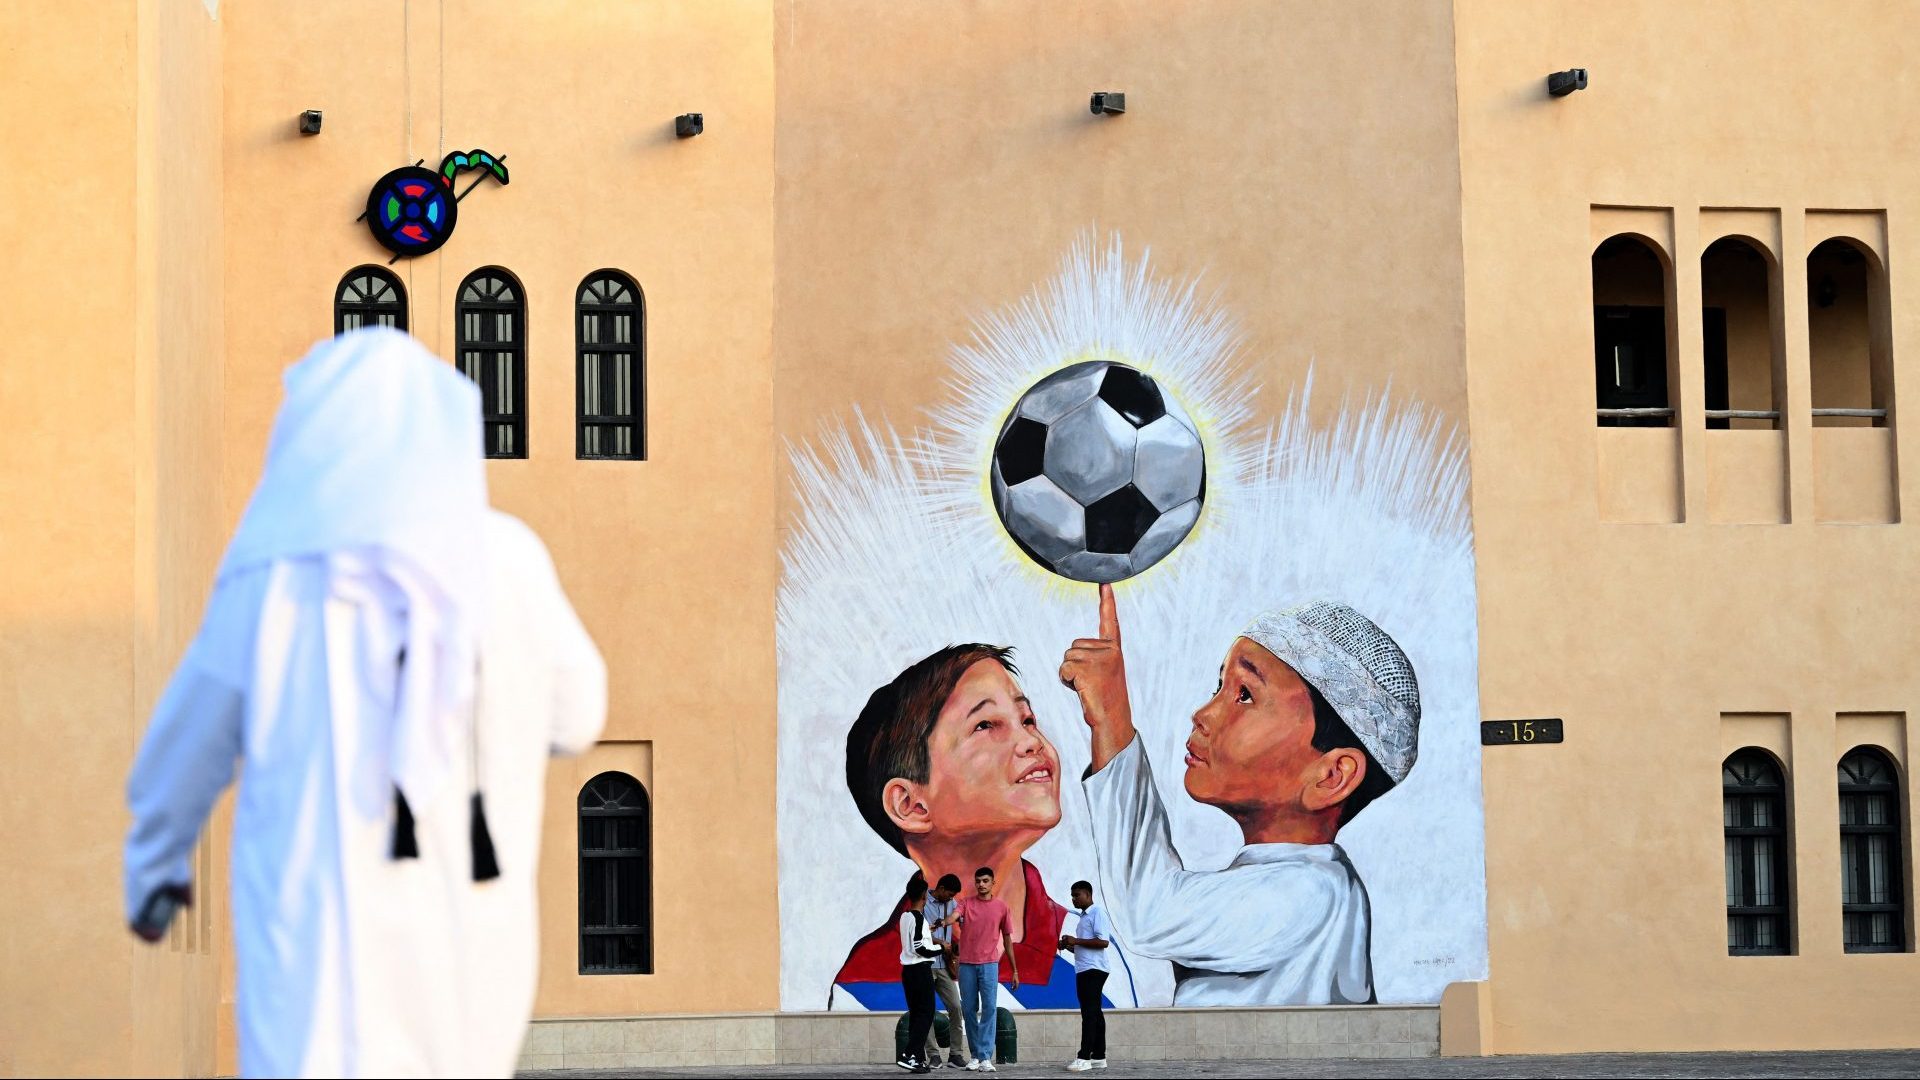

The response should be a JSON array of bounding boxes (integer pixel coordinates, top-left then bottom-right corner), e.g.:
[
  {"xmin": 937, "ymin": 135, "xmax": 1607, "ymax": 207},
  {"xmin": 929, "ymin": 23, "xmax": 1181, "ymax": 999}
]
[{"xmin": 521, "ymin": 1048, "xmax": 1920, "ymax": 1079}]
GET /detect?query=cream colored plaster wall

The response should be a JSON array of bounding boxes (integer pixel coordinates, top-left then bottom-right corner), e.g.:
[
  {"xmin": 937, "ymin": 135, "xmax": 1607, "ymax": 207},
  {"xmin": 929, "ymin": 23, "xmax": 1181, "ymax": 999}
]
[
  {"xmin": 219, "ymin": 0, "xmax": 779, "ymax": 1020},
  {"xmin": 1456, "ymin": 0, "xmax": 1920, "ymax": 1053},
  {"xmin": 0, "ymin": 2, "xmax": 141, "ymax": 1072},
  {"xmin": 772, "ymin": 0, "xmax": 1472, "ymax": 479},
  {"xmin": 1, "ymin": 0, "xmax": 225, "ymax": 1074},
  {"xmin": 130, "ymin": 0, "xmax": 227, "ymax": 1074}
]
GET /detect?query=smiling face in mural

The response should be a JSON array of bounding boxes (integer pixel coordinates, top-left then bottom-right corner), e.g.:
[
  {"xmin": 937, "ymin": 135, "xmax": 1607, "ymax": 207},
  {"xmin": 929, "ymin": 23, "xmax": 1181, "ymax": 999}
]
[
  {"xmin": 1185, "ymin": 637, "xmax": 1365, "ymax": 830},
  {"xmin": 897, "ymin": 659, "xmax": 1062, "ymax": 842}
]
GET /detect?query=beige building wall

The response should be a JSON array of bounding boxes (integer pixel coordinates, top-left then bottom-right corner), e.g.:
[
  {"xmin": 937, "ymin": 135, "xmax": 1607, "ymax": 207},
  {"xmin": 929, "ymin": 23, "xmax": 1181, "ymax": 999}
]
[
  {"xmin": 10, "ymin": 1, "xmax": 1920, "ymax": 1074},
  {"xmin": 772, "ymin": 0, "xmax": 1470, "ymax": 496},
  {"xmin": 217, "ymin": 0, "xmax": 780, "ymax": 1034},
  {"xmin": 1456, "ymin": 0, "xmax": 1920, "ymax": 1054},
  {"xmin": 1, "ymin": 0, "xmax": 226, "ymax": 1075}
]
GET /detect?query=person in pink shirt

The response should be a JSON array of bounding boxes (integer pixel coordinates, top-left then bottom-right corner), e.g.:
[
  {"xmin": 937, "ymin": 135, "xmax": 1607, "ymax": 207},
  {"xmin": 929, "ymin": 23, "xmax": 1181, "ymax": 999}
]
[{"xmin": 953, "ymin": 866, "xmax": 1019, "ymax": 1071}]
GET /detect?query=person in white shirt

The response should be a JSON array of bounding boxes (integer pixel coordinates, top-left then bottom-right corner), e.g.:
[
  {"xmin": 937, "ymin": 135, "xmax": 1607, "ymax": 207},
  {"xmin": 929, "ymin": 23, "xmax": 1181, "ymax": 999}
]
[
  {"xmin": 1057, "ymin": 585, "xmax": 1419, "ymax": 1007},
  {"xmin": 897, "ymin": 876, "xmax": 947, "ymax": 1073},
  {"xmin": 1057, "ymin": 881, "xmax": 1112, "ymax": 1072},
  {"xmin": 921, "ymin": 874, "xmax": 970, "ymax": 1069},
  {"xmin": 122, "ymin": 328, "xmax": 607, "ymax": 1077}
]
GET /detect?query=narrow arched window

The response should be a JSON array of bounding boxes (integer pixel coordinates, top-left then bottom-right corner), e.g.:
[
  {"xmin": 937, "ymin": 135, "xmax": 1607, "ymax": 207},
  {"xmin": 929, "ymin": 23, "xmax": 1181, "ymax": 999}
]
[
  {"xmin": 579, "ymin": 771, "xmax": 652, "ymax": 974},
  {"xmin": 1808, "ymin": 238, "xmax": 1891, "ymax": 428},
  {"xmin": 456, "ymin": 269, "xmax": 527, "ymax": 459},
  {"xmin": 1724, "ymin": 749, "xmax": 1791, "ymax": 955},
  {"xmin": 1700, "ymin": 237, "xmax": 1781, "ymax": 430},
  {"xmin": 1592, "ymin": 234, "xmax": 1674, "ymax": 427},
  {"xmin": 334, "ymin": 266, "xmax": 408, "ymax": 334},
  {"xmin": 576, "ymin": 271, "xmax": 645, "ymax": 460},
  {"xmin": 1839, "ymin": 746, "xmax": 1905, "ymax": 952}
]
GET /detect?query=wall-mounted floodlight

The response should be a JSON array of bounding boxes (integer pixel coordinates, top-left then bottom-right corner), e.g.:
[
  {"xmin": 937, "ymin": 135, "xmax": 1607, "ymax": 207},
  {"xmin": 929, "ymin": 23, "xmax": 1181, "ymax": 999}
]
[
  {"xmin": 1089, "ymin": 92, "xmax": 1126, "ymax": 116},
  {"xmin": 1547, "ymin": 69, "xmax": 1588, "ymax": 97},
  {"xmin": 675, "ymin": 113, "xmax": 704, "ymax": 138},
  {"xmin": 299, "ymin": 110, "xmax": 324, "ymax": 135},
  {"xmin": 1816, "ymin": 275, "xmax": 1838, "ymax": 308}
]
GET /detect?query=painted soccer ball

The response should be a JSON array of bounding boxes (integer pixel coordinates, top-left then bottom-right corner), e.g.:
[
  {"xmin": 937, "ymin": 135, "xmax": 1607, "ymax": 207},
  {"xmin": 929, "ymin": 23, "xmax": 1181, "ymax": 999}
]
[{"xmin": 990, "ymin": 361, "xmax": 1206, "ymax": 583}]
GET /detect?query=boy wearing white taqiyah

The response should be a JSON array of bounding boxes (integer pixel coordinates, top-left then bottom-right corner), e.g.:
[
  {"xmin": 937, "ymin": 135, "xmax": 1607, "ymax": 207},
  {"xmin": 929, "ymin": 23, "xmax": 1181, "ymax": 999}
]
[{"xmin": 1058, "ymin": 585, "xmax": 1419, "ymax": 1007}]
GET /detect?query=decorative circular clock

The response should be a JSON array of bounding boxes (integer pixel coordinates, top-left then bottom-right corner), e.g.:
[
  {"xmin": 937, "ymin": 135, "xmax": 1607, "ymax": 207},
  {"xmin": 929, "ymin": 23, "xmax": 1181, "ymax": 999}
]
[{"xmin": 361, "ymin": 150, "xmax": 509, "ymax": 258}]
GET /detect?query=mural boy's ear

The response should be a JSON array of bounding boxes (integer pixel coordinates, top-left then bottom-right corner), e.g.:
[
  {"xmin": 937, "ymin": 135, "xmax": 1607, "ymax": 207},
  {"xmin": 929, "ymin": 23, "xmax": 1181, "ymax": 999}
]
[
  {"xmin": 1303, "ymin": 747, "xmax": 1367, "ymax": 813},
  {"xmin": 882, "ymin": 778, "xmax": 934, "ymax": 838}
]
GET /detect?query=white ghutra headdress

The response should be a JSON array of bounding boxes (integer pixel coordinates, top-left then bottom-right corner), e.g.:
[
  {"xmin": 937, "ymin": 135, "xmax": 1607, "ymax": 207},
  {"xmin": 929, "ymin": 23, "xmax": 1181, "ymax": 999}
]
[{"xmin": 1240, "ymin": 601, "xmax": 1420, "ymax": 784}]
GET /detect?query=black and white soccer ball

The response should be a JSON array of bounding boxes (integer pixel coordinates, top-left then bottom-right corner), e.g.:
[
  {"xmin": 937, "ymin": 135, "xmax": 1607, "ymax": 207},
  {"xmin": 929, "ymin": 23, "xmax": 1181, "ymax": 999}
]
[{"xmin": 990, "ymin": 360, "xmax": 1206, "ymax": 583}]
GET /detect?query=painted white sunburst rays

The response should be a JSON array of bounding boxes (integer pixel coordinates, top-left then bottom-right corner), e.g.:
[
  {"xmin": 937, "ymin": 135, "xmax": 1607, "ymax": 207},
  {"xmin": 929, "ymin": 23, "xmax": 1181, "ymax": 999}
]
[
  {"xmin": 917, "ymin": 233, "xmax": 1260, "ymax": 568},
  {"xmin": 776, "ymin": 233, "xmax": 1486, "ymax": 1012}
]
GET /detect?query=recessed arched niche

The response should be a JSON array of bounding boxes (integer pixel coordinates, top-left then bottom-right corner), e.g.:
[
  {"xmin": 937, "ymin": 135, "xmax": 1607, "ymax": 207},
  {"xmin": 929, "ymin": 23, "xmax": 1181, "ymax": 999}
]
[
  {"xmin": 1699, "ymin": 220, "xmax": 1788, "ymax": 525},
  {"xmin": 1806, "ymin": 213, "xmax": 1897, "ymax": 524},
  {"xmin": 1590, "ymin": 208, "xmax": 1683, "ymax": 524}
]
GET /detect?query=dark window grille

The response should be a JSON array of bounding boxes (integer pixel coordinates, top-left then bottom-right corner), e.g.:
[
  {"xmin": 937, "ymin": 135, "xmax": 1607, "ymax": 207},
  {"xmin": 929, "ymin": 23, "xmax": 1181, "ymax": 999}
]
[
  {"xmin": 335, "ymin": 266, "xmax": 408, "ymax": 334},
  {"xmin": 1840, "ymin": 746, "xmax": 1905, "ymax": 953},
  {"xmin": 580, "ymin": 770, "xmax": 652, "ymax": 974},
  {"xmin": 1723, "ymin": 749, "xmax": 1791, "ymax": 955},
  {"xmin": 456, "ymin": 269, "xmax": 527, "ymax": 459},
  {"xmin": 576, "ymin": 271, "xmax": 645, "ymax": 460}
]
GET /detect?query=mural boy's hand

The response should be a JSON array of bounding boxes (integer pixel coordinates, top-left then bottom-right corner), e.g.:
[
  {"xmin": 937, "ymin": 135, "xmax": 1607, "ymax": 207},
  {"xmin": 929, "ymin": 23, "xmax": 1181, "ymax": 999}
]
[{"xmin": 1059, "ymin": 583, "xmax": 1136, "ymax": 773}]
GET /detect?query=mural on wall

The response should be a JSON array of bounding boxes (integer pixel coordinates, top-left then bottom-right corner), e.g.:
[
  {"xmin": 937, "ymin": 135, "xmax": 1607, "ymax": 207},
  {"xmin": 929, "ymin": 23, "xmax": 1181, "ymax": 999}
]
[{"xmin": 777, "ymin": 234, "xmax": 1486, "ymax": 1011}]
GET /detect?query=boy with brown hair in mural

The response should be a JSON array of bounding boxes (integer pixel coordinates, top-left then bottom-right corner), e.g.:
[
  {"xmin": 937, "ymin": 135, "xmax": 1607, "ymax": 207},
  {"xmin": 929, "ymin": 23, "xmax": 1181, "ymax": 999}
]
[
  {"xmin": 829, "ymin": 644, "xmax": 1137, "ymax": 1020},
  {"xmin": 1059, "ymin": 585, "xmax": 1420, "ymax": 1006}
]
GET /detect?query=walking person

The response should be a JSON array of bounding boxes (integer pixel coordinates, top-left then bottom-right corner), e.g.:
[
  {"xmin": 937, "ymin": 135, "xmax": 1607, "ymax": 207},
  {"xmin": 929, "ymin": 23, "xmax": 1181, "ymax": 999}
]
[
  {"xmin": 924, "ymin": 874, "xmax": 971, "ymax": 1069},
  {"xmin": 955, "ymin": 866, "xmax": 1020, "ymax": 1072},
  {"xmin": 898, "ymin": 877, "xmax": 945, "ymax": 1073},
  {"xmin": 121, "ymin": 329, "xmax": 607, "ymax": 1077},
  {"xmin": 1058, "ymin": 881, "xmax": 1112, "ymax": 1072}
]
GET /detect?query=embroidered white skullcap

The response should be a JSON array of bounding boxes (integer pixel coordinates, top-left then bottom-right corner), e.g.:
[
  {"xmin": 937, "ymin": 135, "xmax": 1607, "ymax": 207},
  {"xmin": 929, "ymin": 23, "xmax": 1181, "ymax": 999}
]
[{"xmin": 1240, "ymin": 601, "xmax": 1420, "ymax": 784}]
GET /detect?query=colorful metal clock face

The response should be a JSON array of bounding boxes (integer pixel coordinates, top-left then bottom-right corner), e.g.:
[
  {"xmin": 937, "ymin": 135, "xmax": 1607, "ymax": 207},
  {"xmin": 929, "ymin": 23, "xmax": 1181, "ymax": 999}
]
[{"xmin": 365, "ymin": 165, "xmax": 457, "ymax": 256}]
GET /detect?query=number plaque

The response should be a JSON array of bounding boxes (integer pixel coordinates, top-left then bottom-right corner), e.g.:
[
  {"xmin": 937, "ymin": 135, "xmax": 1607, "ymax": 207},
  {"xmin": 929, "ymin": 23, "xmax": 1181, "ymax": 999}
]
[{"xmin": 1480, "ymin": 718, "xmax": 1564, "ymax": 746}]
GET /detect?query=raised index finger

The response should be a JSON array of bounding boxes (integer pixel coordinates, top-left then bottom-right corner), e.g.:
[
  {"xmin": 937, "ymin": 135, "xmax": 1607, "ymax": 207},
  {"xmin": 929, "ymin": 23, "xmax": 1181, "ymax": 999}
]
[{"xmin": 1098, "ymin": 582, "xmax": 1120, "ymax": 644}]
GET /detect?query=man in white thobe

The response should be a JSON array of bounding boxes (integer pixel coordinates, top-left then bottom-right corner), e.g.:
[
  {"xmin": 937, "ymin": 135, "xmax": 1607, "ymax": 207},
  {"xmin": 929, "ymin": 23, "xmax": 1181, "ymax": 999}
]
[
  {"xmin": 123, "ymin": 328, "xmax": 606, "ymax": 1077},
  {"xmin": 1058, "ymin": 585, "xmax": 1420, "ymax": 1006}
]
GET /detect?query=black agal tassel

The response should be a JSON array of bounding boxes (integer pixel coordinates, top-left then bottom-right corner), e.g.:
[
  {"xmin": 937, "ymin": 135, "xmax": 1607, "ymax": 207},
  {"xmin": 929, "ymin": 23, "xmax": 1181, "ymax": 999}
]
[
  {"xmin": 391, "ymin": 788, "xmax": 420, "ymax": 859},
  {"xmin": 469, "ymin": 791, "xmax": 500, "ymax": 881}
]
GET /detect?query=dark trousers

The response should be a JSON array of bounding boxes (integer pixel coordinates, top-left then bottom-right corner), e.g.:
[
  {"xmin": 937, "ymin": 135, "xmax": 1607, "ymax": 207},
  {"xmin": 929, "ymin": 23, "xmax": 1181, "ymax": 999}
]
[
  {"xmin": 902, "ymin": 962, "xmax": 936, "ymax": 1064},
  {"xmin": 1076, "ymin": 969, "xmax": 1108, "ymax": 1060}
]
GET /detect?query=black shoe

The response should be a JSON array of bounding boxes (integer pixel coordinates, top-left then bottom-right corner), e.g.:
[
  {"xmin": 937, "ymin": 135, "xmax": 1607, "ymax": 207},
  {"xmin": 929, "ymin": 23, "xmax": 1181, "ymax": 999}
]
[{"xmin": 897, "ymin": 1055, "xmax": 919, "ymax": 1071}]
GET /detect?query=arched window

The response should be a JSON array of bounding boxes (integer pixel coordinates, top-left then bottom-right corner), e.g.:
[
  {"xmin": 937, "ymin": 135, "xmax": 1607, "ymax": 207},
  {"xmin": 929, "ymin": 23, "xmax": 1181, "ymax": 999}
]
[
  {"xmin": 576, "ymin": 271, "xmax": 645, "ymax": 460},
  {"xmin": 1592, "ymin": 235, "xmax": 1674, "ymax": 427},
  {"xmin": 1807, "ymin": 238, "xmax": 1890, "ymax": 428},
  {"xmin": 1839, "ymin": 746, "xmax": 1905, "ymax": 952},
  {"xmin": 579, "ymin": 771, "xmax": 652, "ymax": 974},
  {"xmin": 1723, "ymin": 749, "xmax": 1790, "ymax": 955},
  {"xmin": 1700, "ymin": 237, "xmax": 1781, "ymax": 430},
  {"xmin": 334, "ymin": 266, "xmax": 408, "ymax": 334},
  {"xmin": 456, "ymin": 269, "xmax": 527, "ymax": 459}
]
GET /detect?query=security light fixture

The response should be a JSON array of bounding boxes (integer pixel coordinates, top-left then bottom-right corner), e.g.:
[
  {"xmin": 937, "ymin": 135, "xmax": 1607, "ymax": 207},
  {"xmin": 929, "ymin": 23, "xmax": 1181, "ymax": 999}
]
[
  {"xmin": 1089, "ymin": 92, "xmax": 1126, "ymax": 116},
  {"xmin": 1816, "ymin": 275, "xmax": 1838, "ymax": 308},
  {"xmin": 299, "ymin": 110, "xmax": 323, "ymax": 135},
  {"xmin": 1547, "ymin": 69, "xmax": 1588, "ymax": 97},
  {"xmin": 675, "ymin": 113, "xmax": 703, "ymax": 138}
]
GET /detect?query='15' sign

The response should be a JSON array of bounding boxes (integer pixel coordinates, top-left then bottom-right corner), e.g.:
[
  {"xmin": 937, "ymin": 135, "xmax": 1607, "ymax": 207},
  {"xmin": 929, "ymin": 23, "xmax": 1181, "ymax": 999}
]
[{"xmin": 1480, "ymin": 718, "xmax": 1564, "ymax": 746}]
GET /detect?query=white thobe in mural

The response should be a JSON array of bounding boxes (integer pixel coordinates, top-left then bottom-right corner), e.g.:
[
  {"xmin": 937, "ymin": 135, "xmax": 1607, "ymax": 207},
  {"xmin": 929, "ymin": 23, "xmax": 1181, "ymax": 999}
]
[{"xmin": 1081, "ymin": 737, "xmax": 1373, "ymax": 1006}]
